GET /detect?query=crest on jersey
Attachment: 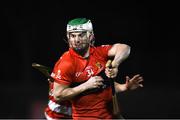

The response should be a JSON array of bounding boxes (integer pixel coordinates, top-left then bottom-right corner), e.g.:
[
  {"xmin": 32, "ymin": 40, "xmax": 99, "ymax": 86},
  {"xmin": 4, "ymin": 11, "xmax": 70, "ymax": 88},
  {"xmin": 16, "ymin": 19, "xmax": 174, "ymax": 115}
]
[{"xmin": 95, "ymin": 62, "xmax": 102, "ymax": 69}]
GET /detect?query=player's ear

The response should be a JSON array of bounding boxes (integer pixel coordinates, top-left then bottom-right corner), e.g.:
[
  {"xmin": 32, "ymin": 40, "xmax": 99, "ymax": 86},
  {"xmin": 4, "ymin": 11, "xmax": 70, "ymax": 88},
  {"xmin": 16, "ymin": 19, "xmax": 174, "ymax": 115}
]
[
  {"xmin": 90, "ymin": 33, "xmax": 94, "ymax": 40},
  {"xmin": 89, "ymin": 32, "xmax": 95, "ymax": 46},
  {"xmin": 66, "ymin": 33, "xmax": 72, "ymax": 47}
]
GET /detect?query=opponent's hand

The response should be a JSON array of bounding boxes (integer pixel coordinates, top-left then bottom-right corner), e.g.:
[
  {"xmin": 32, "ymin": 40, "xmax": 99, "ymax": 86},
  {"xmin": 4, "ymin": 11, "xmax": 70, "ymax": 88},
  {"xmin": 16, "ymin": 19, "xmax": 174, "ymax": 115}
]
[
  {"xmin": 84, "ymin": 76, "xmax": 104, "ymax": 90},
  {"xmin": 105, "ymin": 60, "xmax": 118, "ymax": 78},
  {"xmin": 125, "ymin": 74, "xmax": 143, "ymax": 90}
]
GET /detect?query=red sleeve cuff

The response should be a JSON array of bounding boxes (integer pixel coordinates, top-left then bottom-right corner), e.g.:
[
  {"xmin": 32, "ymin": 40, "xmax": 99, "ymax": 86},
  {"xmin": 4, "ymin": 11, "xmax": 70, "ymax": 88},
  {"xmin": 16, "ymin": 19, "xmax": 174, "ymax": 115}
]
[{"xmin": 52, "ymin": 76, "xmax": 71, "ymax": 86}]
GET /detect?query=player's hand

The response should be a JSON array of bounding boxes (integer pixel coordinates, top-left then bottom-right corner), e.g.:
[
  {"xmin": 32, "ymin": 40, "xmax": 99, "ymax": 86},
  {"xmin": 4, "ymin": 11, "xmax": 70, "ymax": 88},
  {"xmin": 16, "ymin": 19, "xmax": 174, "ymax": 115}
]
[
  {"xmin": 84, "ymin": 76, "xmax": 104, "ymax": 90},
  {"xmin": 125, "ymin": 74, "xmax": 143, "ymax": 90},
  {"xmin": 105, "ymin": 60, "xmax": 118, "ymax": 78}
]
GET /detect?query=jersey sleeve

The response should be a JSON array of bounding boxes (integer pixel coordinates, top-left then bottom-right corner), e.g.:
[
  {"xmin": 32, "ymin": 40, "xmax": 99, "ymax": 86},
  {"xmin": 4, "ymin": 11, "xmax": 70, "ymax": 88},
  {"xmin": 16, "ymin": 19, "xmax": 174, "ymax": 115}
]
[
  {"xmin": 97, "ymin": 45, "xmax": 112, "ymax": 59},
  {"xmin": 51, "ymin": 54, "xmax": 74, "ymax": 86}
]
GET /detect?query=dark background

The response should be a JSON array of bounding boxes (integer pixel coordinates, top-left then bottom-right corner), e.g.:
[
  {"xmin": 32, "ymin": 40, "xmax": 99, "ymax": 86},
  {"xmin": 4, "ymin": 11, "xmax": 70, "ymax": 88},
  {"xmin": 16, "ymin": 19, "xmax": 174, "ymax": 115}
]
[{"xmin": 1, "ymin": 0, "xmax": 179, "ymax": 119}]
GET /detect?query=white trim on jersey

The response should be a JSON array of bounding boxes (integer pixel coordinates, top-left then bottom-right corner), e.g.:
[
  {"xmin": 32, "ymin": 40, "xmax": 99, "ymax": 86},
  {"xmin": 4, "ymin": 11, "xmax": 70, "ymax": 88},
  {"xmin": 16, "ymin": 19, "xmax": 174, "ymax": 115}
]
[
  {"xmin": 44, "ymin": 112, "xmax": 56, "ymax": 120},
  {"xmin": 48, "ymin": 100, "xmax": 72, "ymax": 116}
]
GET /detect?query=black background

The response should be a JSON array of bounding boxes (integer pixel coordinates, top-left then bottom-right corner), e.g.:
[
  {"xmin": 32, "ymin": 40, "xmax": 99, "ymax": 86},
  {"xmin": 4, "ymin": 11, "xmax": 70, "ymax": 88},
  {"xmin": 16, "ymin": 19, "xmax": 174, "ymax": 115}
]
[{"xmin": 1, "ymin": 0, "xmax": 179, "ymax": 119}]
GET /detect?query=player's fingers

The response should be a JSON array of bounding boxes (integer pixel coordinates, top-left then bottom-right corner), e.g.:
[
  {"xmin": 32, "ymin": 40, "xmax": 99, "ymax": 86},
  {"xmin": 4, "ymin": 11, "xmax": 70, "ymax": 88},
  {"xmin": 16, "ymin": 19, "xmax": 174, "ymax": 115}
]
[
  {"xmin": 133, "ymin": 76, "xmax": 143, "ymax": 82},
  {"xmin": 133, "ymin": 74, "xmax": 141, "ymax": 79},
  {"xmin": 95, "ymin": 76, "xmax": 104, "ymax": 82},
  {"xmin": 106, "ymin": 60, "xmax": 112, "ymax": 68},
  {"xmin": 137, "ymin": 79, "xmax": 143, "ymax": 83},
  {"xmin": 137, "ymin": 76, "xmax": 143, "ymax": 79},
  {"xmin": 126, "ymin": 76, "xmax": 130, "ymax": 81},
  {"xmin": 139, "ymin": 84, "xmax": 143, "ymax": 87},
  {"xmin": 132, "ymin": 75, "xmax": 143, "ymax": 81},
  {"xmin": 110, "ymin": 74, "xmax": 117, "ymax": 78}
]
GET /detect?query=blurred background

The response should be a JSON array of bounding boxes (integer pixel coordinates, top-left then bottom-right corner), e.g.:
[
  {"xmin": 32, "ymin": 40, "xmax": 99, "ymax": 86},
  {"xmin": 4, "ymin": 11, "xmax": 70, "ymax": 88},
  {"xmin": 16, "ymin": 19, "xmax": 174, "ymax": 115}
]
[{"xmin": 1, "ymin": 0, "xmax": 179, "ymax": 119}]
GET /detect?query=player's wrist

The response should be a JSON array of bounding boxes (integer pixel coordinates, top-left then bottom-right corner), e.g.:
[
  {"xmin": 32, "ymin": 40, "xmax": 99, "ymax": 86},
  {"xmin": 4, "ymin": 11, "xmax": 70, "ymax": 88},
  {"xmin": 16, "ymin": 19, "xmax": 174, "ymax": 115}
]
[
  {"xmin": 81, "ymin": 81, "xmax": 91, "ymax": 91},
  {"xmin": 112, "ymin": 60, "xmax": 120, "ymax": 68}
]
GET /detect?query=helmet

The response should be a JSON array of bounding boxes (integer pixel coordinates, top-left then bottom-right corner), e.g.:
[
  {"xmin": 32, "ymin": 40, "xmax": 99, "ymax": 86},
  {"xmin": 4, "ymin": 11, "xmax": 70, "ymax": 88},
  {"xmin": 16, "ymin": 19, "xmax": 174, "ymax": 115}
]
[{"xmin": 66, "ymin": 18, "xmax": 93, "ymax": 33}]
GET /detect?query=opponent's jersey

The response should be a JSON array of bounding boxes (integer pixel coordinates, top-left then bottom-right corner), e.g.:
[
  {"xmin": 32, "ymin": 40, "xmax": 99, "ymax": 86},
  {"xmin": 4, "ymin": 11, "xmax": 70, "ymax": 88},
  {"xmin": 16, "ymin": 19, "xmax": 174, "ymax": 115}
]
[
  {"xmin": 51, "ymin": 45, "xmax": 113, "ymax": 119},
  {"xmin": 44, "ymin": 81, "xmax": 72, "ymax": 119}
]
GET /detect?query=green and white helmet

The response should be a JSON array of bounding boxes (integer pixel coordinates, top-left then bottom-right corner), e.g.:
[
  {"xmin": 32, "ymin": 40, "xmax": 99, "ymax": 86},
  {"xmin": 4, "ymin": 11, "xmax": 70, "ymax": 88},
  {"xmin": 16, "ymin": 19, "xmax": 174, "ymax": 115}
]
[{"xmin": 67, "ymin": 18, "xmax": 93, "ymax": 33}]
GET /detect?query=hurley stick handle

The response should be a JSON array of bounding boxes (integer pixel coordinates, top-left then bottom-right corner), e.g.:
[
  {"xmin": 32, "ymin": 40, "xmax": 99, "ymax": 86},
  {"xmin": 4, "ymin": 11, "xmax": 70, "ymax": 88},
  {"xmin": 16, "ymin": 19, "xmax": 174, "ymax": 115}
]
[
  {"xmin": 110, "ymin": 78, "xmax": 120, "ymax": 117},
  {"xmin": 106, "ymin": 60, "xmax": 120, "ymax": 117}
]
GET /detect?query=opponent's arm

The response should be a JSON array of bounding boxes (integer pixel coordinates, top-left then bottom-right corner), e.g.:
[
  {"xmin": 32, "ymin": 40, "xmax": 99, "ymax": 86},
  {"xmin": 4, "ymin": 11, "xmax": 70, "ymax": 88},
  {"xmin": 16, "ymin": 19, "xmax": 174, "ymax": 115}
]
[
  {"xmin": 114, "ymin": 74, "xmax": 144, "ymax": 93},
  {"xmin": 53, "ymin": 76, "xmax": 104, "ymax": 102}
]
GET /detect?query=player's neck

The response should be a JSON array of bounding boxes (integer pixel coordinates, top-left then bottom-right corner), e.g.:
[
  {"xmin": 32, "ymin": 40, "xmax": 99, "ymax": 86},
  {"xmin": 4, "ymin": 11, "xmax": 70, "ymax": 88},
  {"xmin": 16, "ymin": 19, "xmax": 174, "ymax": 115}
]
[{"xmin": 73, "ymin": 46, "xmax": 90, "ymax": 58}]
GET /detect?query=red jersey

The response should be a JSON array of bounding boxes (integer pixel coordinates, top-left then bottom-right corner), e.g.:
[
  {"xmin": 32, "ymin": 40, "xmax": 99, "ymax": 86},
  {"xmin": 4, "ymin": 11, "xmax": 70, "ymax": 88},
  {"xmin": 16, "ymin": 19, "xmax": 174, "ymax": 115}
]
[{"xmin": 51, "ymin": 45, "xmax": 113, "ymax": 119}]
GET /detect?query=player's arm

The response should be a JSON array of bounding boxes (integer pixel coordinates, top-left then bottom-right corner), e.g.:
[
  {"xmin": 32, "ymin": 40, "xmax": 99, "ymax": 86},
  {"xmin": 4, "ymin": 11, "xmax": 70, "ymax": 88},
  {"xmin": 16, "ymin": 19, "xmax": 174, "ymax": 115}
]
[
  {"xmin": 114, "ymin": 74, "xmax": 144, "ymax": 93},
  {"xmin": 53, "ymin": 76, "xmax": 104, "ymax": 102},
  {"xmin": 108, "ymin": 43, "xmax": 131, "ymax": 68},
  {"xmin": 106, "ymin": 43, "xmax": 130, "ymax": 78}
]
